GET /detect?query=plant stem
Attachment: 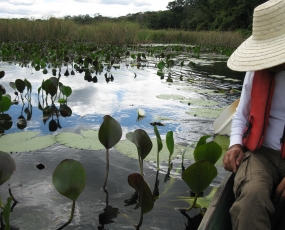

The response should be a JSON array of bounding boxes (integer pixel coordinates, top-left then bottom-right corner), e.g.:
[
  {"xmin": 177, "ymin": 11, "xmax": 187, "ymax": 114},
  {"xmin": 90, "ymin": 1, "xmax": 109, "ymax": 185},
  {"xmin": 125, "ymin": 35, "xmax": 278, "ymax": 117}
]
[
  {"xmin": 157, "ymin": 153, "xmax": 160, "ymax": 171},
  {"xmin": 178, "ymin": 193, "xmax": 199, "ymax": 212},
  {"xmin": 134, "ymin": 211, "xmax": 143, "ymax": 229},
  {"xmin": 57, "ymin": 200, "xmax": 76, "ymax": 230},
  {"xmin": 139, "ymin": 157, "xmax": 143, "ymax": 176},
  {"xmin": 102, "ymin": 149, "xmax": 109, "ymax": 189},
  {"xmin": 9, "ymin": 188, "xmax": 19, "ymax": 203}
]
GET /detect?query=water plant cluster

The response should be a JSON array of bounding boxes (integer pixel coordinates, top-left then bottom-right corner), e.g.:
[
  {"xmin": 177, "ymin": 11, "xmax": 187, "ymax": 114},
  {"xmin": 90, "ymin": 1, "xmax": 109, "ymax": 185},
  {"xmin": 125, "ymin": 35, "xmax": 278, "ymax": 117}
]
[{"xmin": 0, "ymin": 114, "xmax": 223, "ymax": 229}]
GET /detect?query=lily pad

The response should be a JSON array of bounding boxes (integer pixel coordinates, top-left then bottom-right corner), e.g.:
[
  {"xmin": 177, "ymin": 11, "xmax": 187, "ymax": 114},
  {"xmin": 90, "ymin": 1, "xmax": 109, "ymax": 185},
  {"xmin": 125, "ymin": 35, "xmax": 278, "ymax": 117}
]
[
  {"xmin": 180, "ymin": 98, "xmax": 218, "ymax": 106},
  {"xmin": 186, "ymin": 107, "xmax": 225, "ymax": 118},
  {"xmin": 115, "ymin": 138, "xmax": 184, "ymax": 162},
  {"xmin": 0, "ymin": 132, "xmax": 56, "ymax": 152},
  {"xmin": 156, "ymin": 94, "xmax": 186, "ymax": 100},
  {"xmin": 56, "ymin": 130, "xmax": 105, "ymax": 150}
]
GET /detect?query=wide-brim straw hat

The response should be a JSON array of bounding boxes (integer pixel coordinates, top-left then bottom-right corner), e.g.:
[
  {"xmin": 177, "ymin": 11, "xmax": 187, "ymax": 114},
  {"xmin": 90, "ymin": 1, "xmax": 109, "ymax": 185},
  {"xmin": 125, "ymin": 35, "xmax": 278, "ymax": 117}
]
[{"xmin": 227, "ymin": 0, "xmax": 285, "ymax": 72}]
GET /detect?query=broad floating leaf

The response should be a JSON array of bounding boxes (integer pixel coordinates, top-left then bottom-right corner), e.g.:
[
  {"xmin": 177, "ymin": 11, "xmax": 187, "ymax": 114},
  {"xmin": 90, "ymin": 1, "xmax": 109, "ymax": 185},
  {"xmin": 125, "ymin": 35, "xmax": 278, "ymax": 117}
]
[
  {"xmin": 52, "ymin": 159, "xmax": 86, "ymax": 201},
  {"xmin": 56, "ymin": 130, "xmax": 104, "ymax": 150},
  {"xmin": 182, "ymin": 161, "xmax": 217, "ymax": 194},
  {"xmin": 0, "ymin": 151, "xmax": 16, "ymax": 185},
  {"xmin": 0, "ymin": 132, "xmax": 56, "ymax": 152},
  {"xmin": 128, "ymin": 173, "xmax": 154, "ymax": 214},
  {"xmin": 98, "ymin": 115, "xmax": 122, "ymax": 149}
]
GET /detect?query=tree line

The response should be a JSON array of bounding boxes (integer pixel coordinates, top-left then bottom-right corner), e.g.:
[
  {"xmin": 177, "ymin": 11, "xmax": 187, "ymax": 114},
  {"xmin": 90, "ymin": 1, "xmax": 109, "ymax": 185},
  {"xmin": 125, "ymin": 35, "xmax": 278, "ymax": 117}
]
[{"xmin": 64, "ymin": 0, "xmax": 267, "ymax": 32}]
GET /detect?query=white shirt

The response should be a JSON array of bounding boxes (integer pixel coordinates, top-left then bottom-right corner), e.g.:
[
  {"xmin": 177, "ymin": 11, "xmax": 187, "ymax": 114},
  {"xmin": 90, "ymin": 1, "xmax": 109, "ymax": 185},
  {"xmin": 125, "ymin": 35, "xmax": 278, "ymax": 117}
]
[{"xmin": 230, "ymin": 70, "xmax": 285, "ymax": 150}]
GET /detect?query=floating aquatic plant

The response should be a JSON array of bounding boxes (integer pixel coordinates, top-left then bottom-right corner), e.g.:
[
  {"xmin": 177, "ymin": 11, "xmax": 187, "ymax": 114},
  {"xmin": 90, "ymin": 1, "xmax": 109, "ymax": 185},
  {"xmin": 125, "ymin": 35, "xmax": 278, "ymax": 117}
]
[
  {"xmin": 128, "ymin": 173, "xmax": 154, "ymax": 229},
  {"xmin": 126, "ymin": 129, "xmax": 153, "ymax": 176},
  {"xmin": 52, "ymin": 159, "xmax": 86, "ymax": 230},
  {"xmin": 98, "ymin": 115, "xmax": 122, "ymax": 189}
]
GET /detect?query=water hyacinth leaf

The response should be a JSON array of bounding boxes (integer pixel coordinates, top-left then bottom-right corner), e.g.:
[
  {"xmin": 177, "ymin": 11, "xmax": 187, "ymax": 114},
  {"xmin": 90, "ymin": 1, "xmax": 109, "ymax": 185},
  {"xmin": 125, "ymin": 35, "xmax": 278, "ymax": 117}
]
[
  {"xmin": 182, "ymin": 161, "xmax": 217, "ymax": 194},
  {"xmin": 3, "ymin": 196, "xmax": 13, "ymax": 229},
  {"xmin": 130, "ymin": 129, "xmax": 153, "ymax": 160},
  {"xmin": 0, "ymin": 132, "xmax": 56, "ymax": 152},
  {"xmin": 0, "ymin": 94, "xmax": 12, "ymax": 113},
  {"xmin": 0, "ymin": 151, "xmax": 16, "ymax": 185},
  {"xmin": 9, "ymin": 82, "xmax": 16, "ymax": 90},
  {"xmin": 0, "ymin": 70, "xmax": 5, "ymax": 79},
  {"xmin": 15, "ymin": 79, "xmax": 26, "ymax": 93},
  {"xmin": 52, "ymin": 159, "xmax": 86, "ymax": 201},
  {"xmin": 157, "ymin": 61, "xmax": 165, "ymax": 70},
  {"xmin": 128, "ymin": 173, "xmax": 154, "ymax": 214},
  {"xmin": 167, "ymin": 59, "xmax": 175, "ymax": 68},
  {"xmin": 194, "ymin": 141, "xmax": 222, "ymax": 165},
  {"xmin": 98, "ymin": 115, "xmax": 122, "ymax": 149},
  {"xmin": 0, "ymin": 114, "xmax": 13, "ymax": 131},
  {"xmin": 115, "ymin": 138, "xmax": 184, "ymax": 162},
  {"xmin": 56, "ymin": 130, "xmax": 104, "ymax": 150},
  {"xmin": 196, "ymin": 135, "xmax": 211, "ymax": 148},
  {"xmin": 166, "ymin": 131, "xmax": 174, "ymax": 157},
  {"xmin": 24, "ymin": 78, "xmax": 32, "ymax": 93},
  {"xmin": 62, "ymin": 86, "xmax": 72, "ymax": 97}
]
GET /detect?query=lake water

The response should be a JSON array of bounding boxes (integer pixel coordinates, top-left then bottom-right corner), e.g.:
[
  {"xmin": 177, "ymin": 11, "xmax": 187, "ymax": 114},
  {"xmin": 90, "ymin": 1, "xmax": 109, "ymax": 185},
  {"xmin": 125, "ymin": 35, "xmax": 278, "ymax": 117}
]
[{"xmin": 0, "ymin": 51, "xmax": 244, "ymax": 230}]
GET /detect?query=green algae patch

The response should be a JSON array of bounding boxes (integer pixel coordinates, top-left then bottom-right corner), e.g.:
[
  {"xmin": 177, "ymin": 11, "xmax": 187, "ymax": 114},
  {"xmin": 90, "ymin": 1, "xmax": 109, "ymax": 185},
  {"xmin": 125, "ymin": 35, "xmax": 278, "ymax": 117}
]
[
  {"xmin": 180, "ymin": 98, "xmax": 218, "ymax": 106},
  {"xmin": 186, "ymin": 107, "xmax": 225, "ymax": 118},
  {"xmin": 56, "ymin": 130, "xmax": 105, "ymax": 150},
  {"xmin": 114, "ymin": 138, "xmax": 184, "ymax": 162},
  {"xmin": 0, "ymin": 132, "xmax": 56, "ymax": 153},
  {"xmin": 156, "ymin": 94, "xmax": 186, "ymax": 100}
]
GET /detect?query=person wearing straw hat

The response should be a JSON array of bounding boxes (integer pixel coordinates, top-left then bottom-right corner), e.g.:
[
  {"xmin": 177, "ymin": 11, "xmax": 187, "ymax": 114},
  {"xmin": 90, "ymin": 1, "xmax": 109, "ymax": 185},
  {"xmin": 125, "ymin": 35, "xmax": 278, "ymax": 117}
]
[{"xmin": 223, "ymin": 0, "xmax": 285, "ymax": 229}]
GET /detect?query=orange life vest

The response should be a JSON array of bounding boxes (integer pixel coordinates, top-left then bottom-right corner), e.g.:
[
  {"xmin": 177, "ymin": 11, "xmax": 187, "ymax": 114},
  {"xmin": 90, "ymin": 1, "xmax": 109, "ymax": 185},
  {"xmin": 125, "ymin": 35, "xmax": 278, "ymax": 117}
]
[{"xmin": 242, "ymin": 69, "xmax": 276, "ymax": 151}]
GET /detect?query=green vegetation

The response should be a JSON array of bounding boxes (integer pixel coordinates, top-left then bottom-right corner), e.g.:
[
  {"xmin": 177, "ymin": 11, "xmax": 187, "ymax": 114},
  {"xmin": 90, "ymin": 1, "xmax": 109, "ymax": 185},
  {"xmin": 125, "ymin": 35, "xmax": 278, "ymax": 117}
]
[{"xmin": 0, "ymin": 18, "xmax": 245, "ymax": 47}]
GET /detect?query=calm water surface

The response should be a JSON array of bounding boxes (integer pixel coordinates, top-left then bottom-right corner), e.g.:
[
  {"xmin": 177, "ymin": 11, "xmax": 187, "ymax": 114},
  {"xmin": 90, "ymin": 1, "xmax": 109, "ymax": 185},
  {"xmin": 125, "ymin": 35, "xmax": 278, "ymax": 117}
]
[{"xmin": 0, "ymin": 53, "xmax": 244, "ymax": 230}]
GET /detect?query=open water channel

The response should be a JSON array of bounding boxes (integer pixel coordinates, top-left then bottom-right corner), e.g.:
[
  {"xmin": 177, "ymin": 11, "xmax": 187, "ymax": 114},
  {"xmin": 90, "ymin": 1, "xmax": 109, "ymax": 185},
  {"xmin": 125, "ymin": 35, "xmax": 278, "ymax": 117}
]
[{"xmin": 0, "ymin": 49, "xmax": 244, "ymax": 230}]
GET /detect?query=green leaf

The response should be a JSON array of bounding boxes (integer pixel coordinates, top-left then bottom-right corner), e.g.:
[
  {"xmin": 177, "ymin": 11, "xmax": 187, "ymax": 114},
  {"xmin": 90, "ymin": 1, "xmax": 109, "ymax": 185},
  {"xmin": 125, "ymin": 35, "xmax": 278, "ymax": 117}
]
[
  {"xmin": 154, "ymin": 125, "xmax": 163, "ymax": 170},
  {"xmin": 98, "ymin": 115, "xmax": 122, "ymax": 149},
  {"xmin": 62, "ymin": 86, "xmax": 72, "ymax": 98},
  {"xmin": 0, "ymin": 151, "xmax": 16, "ymax": 185},
  {"xmin": 196, "ymin": 135, "xmax": 212, "ymax": 148},
  {"xmin": 167, "ymin": 59, "xmax": 175, "ymax": 68},
  {"xmin": 24, "ymin": 78, "xmax": 32, "ymax": 93},
  {"xmin": 9, "ymin": 82, "xmax": 16, "ymax": 90},
  {"xmin": 128, "ymin": 173, "xmax": 154, "ymax": 214},
  {"xmin": 127, "ymin": 129, "xmax": 153, "ymax": 160},
  {"xmin": 0, "ymin": 71, "xmax": 5, "ymax": 79},
  {"xmin": 166, "ymin": 131, "xmax": 174, "ymax": 157},
  {"xmin": 194, "ymin": 141, "xmax": 222, "ymax": 165},
  {"xmin": 0, "ymin": 94, "xmax": 12, "ymax": 113},
  {"xmin": 3, "ymin": 196, "xmax": 13, "ymax": 230},
  {"xmin": 115, "ymin": 138, "xmax": 184, "ymax": 162},
  {"xmin": 182, "ymin": 161, "xmax": 217, "ymax": 194},
  {"xmin": 157, "ymin": 61, "xmax": 165, "ymax": 70},
  {"xmin": 52, "ymin": 159, "xmax": 86, "ymax": 201},
  {"xmin": 15, "ymin": 79, "xmax": 26, "ymax": 93},
  {"xmin": 56, "ymin": 130, "xmax": 105, "ymax": 150},
  {"xmin": 0, "ymin": 132, "xmax": 56, "ymax": 152}
]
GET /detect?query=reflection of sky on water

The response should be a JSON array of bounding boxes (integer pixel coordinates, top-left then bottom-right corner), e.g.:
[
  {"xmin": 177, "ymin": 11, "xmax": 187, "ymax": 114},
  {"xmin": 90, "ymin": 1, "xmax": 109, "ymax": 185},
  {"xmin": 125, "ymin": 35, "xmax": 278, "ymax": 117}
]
[{"xmin": 1, "ymin": 62, "xmax": 192, "ymax": 138}]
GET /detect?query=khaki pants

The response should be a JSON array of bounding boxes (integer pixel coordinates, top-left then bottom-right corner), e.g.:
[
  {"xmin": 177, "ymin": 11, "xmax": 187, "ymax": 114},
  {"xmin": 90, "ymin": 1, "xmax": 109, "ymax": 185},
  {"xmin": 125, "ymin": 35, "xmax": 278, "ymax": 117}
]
[{"xmin": 230, "ymin": 146, "xmax": 285, "ymax": 230}]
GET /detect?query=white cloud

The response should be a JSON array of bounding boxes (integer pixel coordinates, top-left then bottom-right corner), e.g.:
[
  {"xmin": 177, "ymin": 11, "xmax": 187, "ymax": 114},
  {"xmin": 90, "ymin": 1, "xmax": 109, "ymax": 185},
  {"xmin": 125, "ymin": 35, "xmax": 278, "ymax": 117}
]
[{"xmin": 0, "ymin": 0, "xmax": 169, "ymax": 19}]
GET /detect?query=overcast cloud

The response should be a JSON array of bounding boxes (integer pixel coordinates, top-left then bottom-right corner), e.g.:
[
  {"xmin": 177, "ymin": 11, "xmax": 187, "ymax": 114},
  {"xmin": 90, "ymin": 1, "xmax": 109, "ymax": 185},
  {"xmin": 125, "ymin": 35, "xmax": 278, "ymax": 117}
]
[{"xmin": 0, "ymin": 0, "xmax": 170, "ymax": 19}]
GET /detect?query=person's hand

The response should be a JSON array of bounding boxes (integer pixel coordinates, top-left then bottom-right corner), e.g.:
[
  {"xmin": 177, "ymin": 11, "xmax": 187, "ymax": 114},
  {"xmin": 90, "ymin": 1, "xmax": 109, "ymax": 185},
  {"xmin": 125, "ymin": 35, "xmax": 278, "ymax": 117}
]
[
  {"xmin": 223, "ymin": 144, "xmax": 245, "ymax": 173},
  {"xmin": 274, "ymin": 177, "xmax": 285, "ymax": 203}
]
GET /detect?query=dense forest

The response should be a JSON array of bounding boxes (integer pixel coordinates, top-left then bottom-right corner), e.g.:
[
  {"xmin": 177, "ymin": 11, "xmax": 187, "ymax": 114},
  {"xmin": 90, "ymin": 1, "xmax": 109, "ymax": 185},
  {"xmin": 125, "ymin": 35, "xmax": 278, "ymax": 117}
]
[{"xmin": 64, "ymin": 0, "xmax": 267, "ymax": 32}]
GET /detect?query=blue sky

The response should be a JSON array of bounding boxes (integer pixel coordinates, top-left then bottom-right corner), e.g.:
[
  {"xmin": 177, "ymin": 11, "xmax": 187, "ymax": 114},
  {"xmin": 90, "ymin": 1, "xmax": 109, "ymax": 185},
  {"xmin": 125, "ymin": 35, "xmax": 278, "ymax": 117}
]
[{"xmin": 0, "ymin": 0, "xmax": 170, "ymax": 19}]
